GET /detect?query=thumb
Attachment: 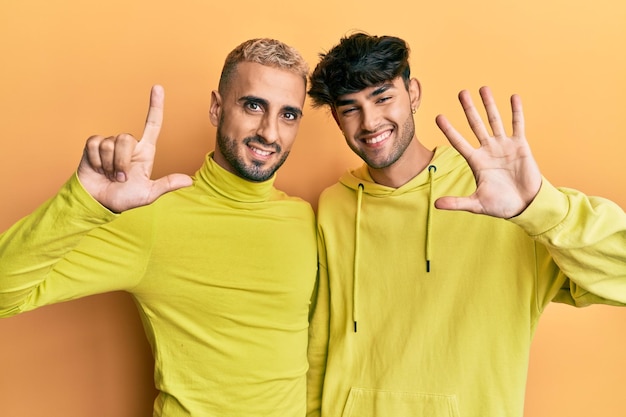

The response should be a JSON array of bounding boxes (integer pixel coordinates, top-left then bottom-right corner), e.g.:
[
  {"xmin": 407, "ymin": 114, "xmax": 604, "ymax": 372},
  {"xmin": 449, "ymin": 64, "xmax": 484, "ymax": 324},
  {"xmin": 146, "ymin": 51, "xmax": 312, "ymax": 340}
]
[
  {"xmin": 148, "ymin": 174, "xmax": 194, "ymax": 202},
  {"xmin": 434, "ymin": 196, "xmax": 483, "ymax": 214}
]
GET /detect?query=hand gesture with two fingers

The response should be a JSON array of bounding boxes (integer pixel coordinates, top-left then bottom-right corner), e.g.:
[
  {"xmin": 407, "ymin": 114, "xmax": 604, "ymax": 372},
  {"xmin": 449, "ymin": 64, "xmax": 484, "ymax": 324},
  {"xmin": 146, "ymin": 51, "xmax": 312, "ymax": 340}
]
[
  {"xmin": 434, "ymin": 86, "xmax": 542, "ymax": 219},
  {"xmin": 77, "ymin": 85, "xmax": 193, "ymax": 213}
]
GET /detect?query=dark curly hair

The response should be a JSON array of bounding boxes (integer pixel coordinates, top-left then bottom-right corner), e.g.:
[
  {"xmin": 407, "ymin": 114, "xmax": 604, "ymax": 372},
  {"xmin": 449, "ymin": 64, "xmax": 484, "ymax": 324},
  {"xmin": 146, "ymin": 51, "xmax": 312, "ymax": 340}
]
[{"xmin": 308, "ymin": 32, "xmax": 411, "ymax": 108}]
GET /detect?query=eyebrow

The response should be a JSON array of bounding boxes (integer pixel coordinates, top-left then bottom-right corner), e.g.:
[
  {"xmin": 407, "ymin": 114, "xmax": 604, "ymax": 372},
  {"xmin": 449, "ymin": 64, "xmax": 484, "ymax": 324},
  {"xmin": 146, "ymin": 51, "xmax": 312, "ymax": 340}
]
[
  {"xmin": 335, "ymin": 83, "xmax": 395, "ymax": 107},
  {"xmin": 239, "ymin": 95, "xmax": 268, "ymax": 108},
  {"xmin": 283, "ymin": 105, "xmax": 303, "ymax": 118},
  {"xmin": 239, "ymin": 95, "xmax": 303, "ymax": 118}
]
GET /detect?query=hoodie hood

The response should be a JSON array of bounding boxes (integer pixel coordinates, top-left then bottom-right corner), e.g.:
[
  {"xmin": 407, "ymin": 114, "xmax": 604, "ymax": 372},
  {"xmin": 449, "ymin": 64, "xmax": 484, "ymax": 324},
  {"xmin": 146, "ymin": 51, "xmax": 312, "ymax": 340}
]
[
  {"xmin": 338, "ymin": 146, "xmax": 466, "ymax": 195},
  {"xmin": 337, "ymin": 146, "xmax": 469, "ymax": 332}
]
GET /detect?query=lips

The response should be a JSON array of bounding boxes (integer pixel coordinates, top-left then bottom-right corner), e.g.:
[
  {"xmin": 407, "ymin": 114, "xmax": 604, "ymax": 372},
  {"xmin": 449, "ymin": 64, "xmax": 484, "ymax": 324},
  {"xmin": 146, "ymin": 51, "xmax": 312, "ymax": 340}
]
[
  {"xmin": 244, "ymin": 136, "xmax": 280, "ymax": 159},
  {"xmin": 362, "ymin": 129, "xmax": 392, "ymax": 145},
  {"xmin": 249, "ymin": 145, "xmax": 273, "ymax": 157}
]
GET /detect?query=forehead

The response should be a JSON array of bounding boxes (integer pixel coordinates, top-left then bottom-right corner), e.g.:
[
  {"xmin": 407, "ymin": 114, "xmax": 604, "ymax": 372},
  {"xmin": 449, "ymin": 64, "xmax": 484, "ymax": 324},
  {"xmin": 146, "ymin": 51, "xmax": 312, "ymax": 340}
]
[{"xmin": 225, "ymin": 61, "xmax": 306, "ymax": 108}]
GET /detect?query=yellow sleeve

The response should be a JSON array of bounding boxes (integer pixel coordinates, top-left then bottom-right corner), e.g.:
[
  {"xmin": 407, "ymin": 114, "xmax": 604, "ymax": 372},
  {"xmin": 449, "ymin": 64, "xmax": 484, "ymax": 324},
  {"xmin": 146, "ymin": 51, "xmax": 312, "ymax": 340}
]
[
  {"xmin": 307, "ymin": 230, "xmax": 330, "ymax": 417},
  {"xmin": 511, "ymin": 178, "xmax": 626, "ymax": 306},
  {"xmin": 0, "ymin": 173, "xmax": 147, "ymax": 317}
]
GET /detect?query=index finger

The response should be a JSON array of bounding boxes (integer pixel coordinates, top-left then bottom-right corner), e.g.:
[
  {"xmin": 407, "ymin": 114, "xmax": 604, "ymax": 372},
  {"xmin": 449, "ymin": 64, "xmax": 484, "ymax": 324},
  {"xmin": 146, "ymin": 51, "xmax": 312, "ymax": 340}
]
[
  {"xmin": 141, "ymin": 84, "xmax": 164, "ymax": 144},
  {"xmin": 435, "ymin": 114, "xmax": 476, "ymax": 158}
]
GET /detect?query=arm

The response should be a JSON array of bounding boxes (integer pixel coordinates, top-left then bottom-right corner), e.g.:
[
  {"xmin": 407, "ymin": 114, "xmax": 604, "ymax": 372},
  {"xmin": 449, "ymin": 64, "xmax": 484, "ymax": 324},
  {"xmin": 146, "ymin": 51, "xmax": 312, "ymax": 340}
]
[
  {"xmin": 513, "ymin": 179, "xmax": 626, "ymax": 305},
  {"xmin": 436, "ymin": 86, "xmax": 626, "ymax": 304},
  {"xmin": 0, "ymin": 175, "xmax": 111, "ymax": 315},
  {"xmin": 0, "ymin": 85, "xmax": 192, "ymax": 316},
  {"xmin": 307, "ymin": 233, "xmax": 330, "ymax": 417}
]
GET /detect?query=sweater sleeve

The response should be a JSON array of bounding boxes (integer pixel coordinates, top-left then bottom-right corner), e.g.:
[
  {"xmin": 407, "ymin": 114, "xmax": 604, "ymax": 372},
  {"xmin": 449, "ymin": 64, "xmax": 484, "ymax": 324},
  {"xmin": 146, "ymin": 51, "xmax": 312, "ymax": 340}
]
[
  {"xmin": 307, "ymin": 231, "xmax": 330, "ymax": 417},
  {"xmin": 510, "ymin": 178, "xmax": 626, "ymax": 306},
  {"xmin": 0, "ymin": 173, "xmax": 149, "ymax": 317}
]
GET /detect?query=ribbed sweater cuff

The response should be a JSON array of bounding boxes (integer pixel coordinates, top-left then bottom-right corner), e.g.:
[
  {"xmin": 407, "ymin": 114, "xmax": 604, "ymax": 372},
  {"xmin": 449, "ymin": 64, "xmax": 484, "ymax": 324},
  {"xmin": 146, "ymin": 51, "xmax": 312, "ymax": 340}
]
[{"xmin": 509, "ymin": 178, "xmax": 569, "ymax": 237}]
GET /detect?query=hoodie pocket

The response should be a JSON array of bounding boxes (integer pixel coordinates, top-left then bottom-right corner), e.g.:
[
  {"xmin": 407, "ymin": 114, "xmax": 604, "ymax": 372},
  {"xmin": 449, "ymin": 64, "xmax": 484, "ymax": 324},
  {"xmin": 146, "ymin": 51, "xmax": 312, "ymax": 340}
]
[{"xmin": 341, "ymin": 388, "xmax": 460, "ymax": 417}]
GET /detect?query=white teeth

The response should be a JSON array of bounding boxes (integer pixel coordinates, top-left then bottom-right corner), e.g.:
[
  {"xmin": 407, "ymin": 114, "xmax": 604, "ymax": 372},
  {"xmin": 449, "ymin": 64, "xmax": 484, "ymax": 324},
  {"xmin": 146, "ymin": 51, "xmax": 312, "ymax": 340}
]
[
  {"xmin": 364, "ymin": 130, "xmax": 391, "ymax": 144},
  {"xmin": 251, "ymin": 147, "xmax": 271, "ymax": 156}
]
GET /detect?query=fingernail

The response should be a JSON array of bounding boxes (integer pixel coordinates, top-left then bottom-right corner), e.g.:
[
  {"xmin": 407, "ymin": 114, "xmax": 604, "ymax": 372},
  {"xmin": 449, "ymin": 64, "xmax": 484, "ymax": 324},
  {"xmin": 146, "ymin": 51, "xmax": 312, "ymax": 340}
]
[{"xmin": 116, "ymin": 171, "xmax": 127, "ymax": 182}]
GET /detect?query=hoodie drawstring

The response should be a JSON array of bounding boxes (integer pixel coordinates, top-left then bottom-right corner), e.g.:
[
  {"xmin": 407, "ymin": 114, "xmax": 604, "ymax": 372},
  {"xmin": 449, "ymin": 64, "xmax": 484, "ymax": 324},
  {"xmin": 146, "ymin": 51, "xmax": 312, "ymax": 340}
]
[
  {"xmin": 352, "ymin": 166, "xmax": 435, "ymax": 333},
  {"xmin": 426, "ymin": 165, "xmax": 437, "ymax": 272},
  {"xmin": 353, "ymin": 183, "xmax": 364, "ymax": 333}
]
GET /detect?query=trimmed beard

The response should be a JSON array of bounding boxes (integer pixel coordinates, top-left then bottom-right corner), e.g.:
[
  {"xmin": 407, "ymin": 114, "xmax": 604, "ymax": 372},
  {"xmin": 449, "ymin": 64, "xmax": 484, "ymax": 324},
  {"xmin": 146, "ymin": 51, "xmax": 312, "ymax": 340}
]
[
  {"xmin": 216, "ymin": 125, "xmax": 289, "ymax": 182},
  {"xmin": 352, "ymin": 113, "xmax": 415, "ymax": 169}
]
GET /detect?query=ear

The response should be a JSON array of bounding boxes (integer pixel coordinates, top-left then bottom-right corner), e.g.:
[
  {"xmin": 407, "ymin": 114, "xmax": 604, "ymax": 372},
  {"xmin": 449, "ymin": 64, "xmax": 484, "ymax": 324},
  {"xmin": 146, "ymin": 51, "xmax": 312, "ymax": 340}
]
[
  {"xmin": 408, "ymin": 78, "xmax": 422, "ymax": 112},
  {"xmin": 209, "ymin": 90, "xmax": 222, "ymax": 127}
]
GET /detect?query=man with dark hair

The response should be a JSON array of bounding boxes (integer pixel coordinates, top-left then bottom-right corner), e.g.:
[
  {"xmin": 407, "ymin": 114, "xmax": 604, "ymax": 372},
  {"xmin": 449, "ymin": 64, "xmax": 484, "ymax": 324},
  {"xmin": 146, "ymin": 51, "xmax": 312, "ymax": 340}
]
[
  {"xmin": 0, "ymin": 38, "xmax": 317, "ymax": 417},
  {"xmin": 307, "ymin": 32, "xmax": 626, "ymax": 417}
]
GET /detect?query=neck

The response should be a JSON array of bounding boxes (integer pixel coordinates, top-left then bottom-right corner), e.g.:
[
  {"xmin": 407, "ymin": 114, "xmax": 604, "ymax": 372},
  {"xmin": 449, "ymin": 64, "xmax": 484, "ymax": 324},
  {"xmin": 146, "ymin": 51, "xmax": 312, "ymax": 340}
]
[{"xmin": 368, "ymin": 138, "xmax": 434, "ymax": 188}]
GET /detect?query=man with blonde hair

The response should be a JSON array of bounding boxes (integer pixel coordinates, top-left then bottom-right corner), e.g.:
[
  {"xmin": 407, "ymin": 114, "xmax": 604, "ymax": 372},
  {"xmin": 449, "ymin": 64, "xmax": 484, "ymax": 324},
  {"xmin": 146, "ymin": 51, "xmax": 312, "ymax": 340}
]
[{"xmin": 0, "ymin": 38, "xmax": 316, "ymax": 417}]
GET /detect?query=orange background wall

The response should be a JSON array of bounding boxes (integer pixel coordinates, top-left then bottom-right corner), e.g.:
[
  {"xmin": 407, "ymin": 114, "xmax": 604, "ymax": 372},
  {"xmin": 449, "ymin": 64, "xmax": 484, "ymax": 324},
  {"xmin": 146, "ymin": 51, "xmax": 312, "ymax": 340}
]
[{"xmin": 1, "ymin": 1, "xmax": 625, "ymax": 416}]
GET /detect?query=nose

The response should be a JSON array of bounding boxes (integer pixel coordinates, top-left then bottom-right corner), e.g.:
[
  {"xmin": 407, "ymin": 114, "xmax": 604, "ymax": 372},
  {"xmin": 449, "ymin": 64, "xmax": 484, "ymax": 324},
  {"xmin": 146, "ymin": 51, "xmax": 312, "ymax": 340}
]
[
  {"xmin": 256, "ymin": 114, "xmax": 280, "ymax": 144},
  {"xmin": 360, "ymin": 105, "xmax": 382, "ymax": 132}
]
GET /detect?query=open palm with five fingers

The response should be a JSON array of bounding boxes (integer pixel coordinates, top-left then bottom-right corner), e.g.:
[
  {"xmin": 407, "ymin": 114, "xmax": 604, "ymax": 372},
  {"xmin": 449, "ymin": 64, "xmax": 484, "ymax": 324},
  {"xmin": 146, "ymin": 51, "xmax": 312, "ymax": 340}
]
[
  {"xmin": 76, "ymin": 85, "xmax": 193, "ymax": 213},
  {"xmin": 434, "ymin": 86, "xmax": 543, "ymax": 219}
]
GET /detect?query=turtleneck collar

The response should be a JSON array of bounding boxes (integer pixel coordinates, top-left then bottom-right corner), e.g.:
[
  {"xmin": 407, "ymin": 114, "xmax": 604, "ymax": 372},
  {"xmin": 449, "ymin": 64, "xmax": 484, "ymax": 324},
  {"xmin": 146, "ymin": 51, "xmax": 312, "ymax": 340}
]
[{"xmin": 194, "ymin": 152, "xmax": 277, "ymax": 203}]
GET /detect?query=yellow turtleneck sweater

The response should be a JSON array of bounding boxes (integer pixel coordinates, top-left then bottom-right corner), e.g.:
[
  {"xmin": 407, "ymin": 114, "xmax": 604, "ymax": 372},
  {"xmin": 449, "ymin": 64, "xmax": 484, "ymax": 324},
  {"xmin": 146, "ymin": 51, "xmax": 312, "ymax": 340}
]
[{"xmin": 0, "ymin": 153, "xmax": 318, "ymax": 417}]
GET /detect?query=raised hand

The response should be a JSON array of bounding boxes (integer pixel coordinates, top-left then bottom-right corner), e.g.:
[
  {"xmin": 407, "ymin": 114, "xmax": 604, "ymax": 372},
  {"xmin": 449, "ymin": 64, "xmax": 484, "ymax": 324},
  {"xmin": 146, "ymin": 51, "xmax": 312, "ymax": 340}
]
[
  {"xmin": 77, "ymin": 85, "xmax": 193, "ymax": 213},
  {"xmin": 434, "ymin": 86, "xmax": 542, "ymax": 218}
]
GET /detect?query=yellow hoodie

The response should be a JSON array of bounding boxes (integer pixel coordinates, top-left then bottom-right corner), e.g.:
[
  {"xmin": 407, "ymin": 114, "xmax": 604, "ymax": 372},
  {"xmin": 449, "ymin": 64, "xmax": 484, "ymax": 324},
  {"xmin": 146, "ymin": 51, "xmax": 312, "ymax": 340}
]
[
  {"xmin": 308, "ymin": 146, "xmax": 626, "ymax": 417},
  {"xmin": 0, "ymin": 154, "xmax": 318, "ymax": 417}
]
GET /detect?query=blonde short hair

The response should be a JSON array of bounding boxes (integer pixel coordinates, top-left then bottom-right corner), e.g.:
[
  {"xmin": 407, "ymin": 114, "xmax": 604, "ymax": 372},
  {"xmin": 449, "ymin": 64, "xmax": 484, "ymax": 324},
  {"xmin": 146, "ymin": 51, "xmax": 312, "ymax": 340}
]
[{"xmin": 218, "ymin": 38, "xmax": 309, "ymax": 94}]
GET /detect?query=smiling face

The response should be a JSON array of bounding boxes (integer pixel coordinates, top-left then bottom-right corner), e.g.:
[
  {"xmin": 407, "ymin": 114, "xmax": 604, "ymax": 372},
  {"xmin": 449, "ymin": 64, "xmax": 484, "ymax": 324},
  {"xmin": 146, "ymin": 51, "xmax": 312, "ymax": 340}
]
[
  {"xmin": 333, "ymin": 76, "xmax": 420, "ymax": 170},
  {"xmin": 210, "ymin": 61, "xmax": 306, "ymax": 182}
]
